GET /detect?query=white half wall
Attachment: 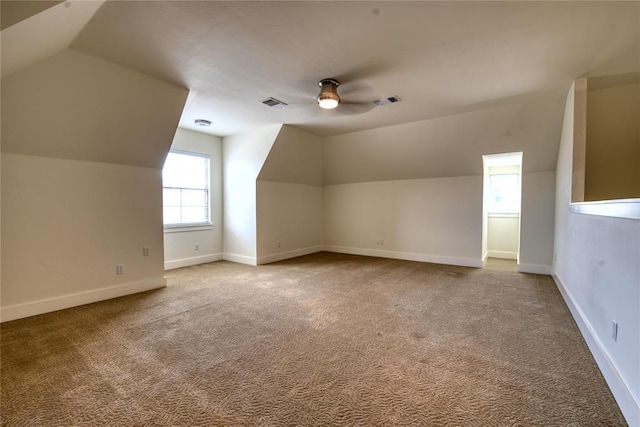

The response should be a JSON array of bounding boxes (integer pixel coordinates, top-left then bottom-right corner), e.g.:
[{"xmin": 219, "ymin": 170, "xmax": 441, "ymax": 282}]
[
  {"xmin": 222, "ymin": 125, "xmax": 281, "ymax": 264},
  {"xmin": 1, "ymin": 154, "xmax": 166, "ymax": 322},
  {"xmin": 554, "ymin": 83, "xmax": 640, "ymax": 425},
  {"xmin": 323, "ymin": 176, "xmax": 484, "ymax": 267},
  {"xmin": 164, "ymin": 128, "xmax": 223, "ymax": 270}
]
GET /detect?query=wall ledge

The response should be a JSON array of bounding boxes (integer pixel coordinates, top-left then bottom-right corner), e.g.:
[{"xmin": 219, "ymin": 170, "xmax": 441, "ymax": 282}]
[
  {"xmin": 571, "ymin": 198, "xmax": 640, "ymax": 220},
  {"xmin": 0, "ymin": 277, "xmax": 167, "ymax": 323},
  {"xmin": 164, "ymin": 253, "xmax": 223, "ymax": 270},
  {"xmin": 552, "ymin": 273, "xmax": 640, "ymax": 426},
  {"xmin": 323, "ymin": 245, "xmax": 483, "ymax": 268}
]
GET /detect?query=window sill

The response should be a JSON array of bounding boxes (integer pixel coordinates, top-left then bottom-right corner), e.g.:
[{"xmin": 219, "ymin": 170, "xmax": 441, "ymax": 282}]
[
  {"xmin": 571, "ymin": 198, "xmax": 640, "ymax": 220},
  {"xmin": 164, "ymin": 224, "xmax": 213, "ymax": 233},
  {"xmin": 488, "ymin": 212, "xmax": 520, "ymax": 218}
]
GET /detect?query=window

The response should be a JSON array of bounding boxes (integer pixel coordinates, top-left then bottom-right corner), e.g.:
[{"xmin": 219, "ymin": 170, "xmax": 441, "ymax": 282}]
[
  {"xmin": 488, "ymin": 173, "xmax": 520, "ymax": 213},
  {"xmin": 162, "ymin": 150, "xmax": 210, "ymax": 227}
]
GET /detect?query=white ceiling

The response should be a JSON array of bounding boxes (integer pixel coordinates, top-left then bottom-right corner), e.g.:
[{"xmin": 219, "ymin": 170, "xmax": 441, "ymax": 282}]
[{"xmin": 5, "ymin": 1, "xmax": 640, "ymax": 138}]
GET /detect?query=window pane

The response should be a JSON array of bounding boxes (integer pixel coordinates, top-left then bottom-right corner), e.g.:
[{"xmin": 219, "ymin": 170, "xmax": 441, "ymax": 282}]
[
  {"xmin": 180, "ymin": 170, "xmax": 206, "ymax": 189},
  {"xmin": 163, "ymin": 153, "xmax": 180, "ymax": 171},
  {"xmin": 163, "ymin": 188, "xmax": 181, "ymax": 206},
  {"xmin": 162, "ymin": 151, "xmax": 210, "ymax": 226},
  {"xmin": 489, "ymin": 174, "xmax": 520, "ymax": 213},
  {"xmin": 182, "ymin": 207, "xmax": 206, "ymax": 224},
  {"xmin": 180, "ymin": 154, "xmax": 204, "ymax": 171},
  {"xmin": 162, "ymin": 154, "xmax": 181, "ymax": 187},
  {"xmin": 163, "ymin": 207, "xmax": 181, "ymax": 225},
  {"xmin": 182, "ymin": 189, "xmax": 207, "ymax": 206}
]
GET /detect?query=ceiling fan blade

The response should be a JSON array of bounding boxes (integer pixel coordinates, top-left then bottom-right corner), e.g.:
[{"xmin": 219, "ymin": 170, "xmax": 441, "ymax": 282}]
[
  {"xmin": 337, "ymin": 80, "xmax": 375, "ymax": 98},
  {"xmin": 337, "ymin": 101, "xmax": 376, "ymax": 115}
]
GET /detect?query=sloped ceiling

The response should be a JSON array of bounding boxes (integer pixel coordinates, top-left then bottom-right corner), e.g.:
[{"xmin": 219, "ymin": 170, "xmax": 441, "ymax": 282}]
[
  {"xmin": 1, "ymin": 0, "xmax": 64, "ymax": 30},
  {"xmin": 69, "ymin": 1, "xmax": 640, "ymax": 137},
  {"xmin": 2, "ymin": 1, "xmax": 638, "ymax": 180},
  {"xmin": 258, "ymin": 126, "xmax": 323, "ymax": 186},
  {"xmin": 1, "ymin": 0, "xmax": 104, "ymax": 78},
  {"xmin": 323, "ymin": 92, "xmax": 566, "ymax": 185},
  {"xmin": 2, "ymin": 50, "xmax": 188, "ymax": 168}
]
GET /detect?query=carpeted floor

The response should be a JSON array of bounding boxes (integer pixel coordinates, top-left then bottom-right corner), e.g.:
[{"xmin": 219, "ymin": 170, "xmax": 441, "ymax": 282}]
[
  {"xmin": 483, "ymin": 257, "xmax": 517, "ymax": 272},
  {"xmin": 1, "ymin": 252, "xmax": 626, "ymax": 426}
]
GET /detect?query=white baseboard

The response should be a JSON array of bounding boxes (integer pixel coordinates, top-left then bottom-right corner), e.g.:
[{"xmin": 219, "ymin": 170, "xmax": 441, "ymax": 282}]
[
  {"xmin": 0, "ymin": 277, "xmax": 167, "ymax": 323},
  {"xmin": 487, "ymin": 250, "xmax": 518, "ymax": 260},
  {"xmin": 553, "ymin": 274, "xmax": 640, "ymax": 426},
  {"xmin": 517, "ymin": 263, "xmax": 552, "ymax": 275},
  {"xmin": 223, "ymin": 252, "xmax": 257, "ymax": 266},
  {"xmin": 257, "ymin": 246, "xmax": 322, "ymax": 265},
  {"xmin": 164, "ymin": 253, "xmax": 223, "ymax": 270},
  {"xmin": 322, "ymin": 245, "xmax": 483, "ymax": 268}
]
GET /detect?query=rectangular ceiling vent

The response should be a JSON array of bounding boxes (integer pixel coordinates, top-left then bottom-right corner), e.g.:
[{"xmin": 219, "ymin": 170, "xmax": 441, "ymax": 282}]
[
  {"xmin": 260, "ymin": 97, "xmax": 288, "ymax": 108},
  {"xmin": 373, "ymin": 96, "xmax": 401, "ymax": 106}
]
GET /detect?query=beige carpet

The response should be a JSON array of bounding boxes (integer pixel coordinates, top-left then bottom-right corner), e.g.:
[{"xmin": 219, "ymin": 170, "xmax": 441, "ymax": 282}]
[{"xmin": 1, "ymin": 252, "xmax": 626, "ymax": 426}]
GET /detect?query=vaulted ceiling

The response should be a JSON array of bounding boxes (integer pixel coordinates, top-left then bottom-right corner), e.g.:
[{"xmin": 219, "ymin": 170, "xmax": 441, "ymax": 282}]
[{"xmin": 3, "ymin": 1, "xmax": 639, "ymax": 139}]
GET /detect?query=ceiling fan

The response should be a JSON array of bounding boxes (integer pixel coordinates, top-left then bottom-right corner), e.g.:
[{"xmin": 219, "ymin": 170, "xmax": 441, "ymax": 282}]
[
  {"xmin": 261, "ymin": 75, "xmax": 397, "ymax": 115},
  {"xmin": 314, "ymin": 78, "xmax": 381, "ymax": 115},
  {"xmin": 317, "ymin": 78, "xmax": 341, "ymax": 109}
]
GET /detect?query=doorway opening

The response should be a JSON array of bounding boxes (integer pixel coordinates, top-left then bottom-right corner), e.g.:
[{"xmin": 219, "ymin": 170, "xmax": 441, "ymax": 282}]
[{"xmin": 482, "ymin": 152, "xmax": 523, "ymax": 270}]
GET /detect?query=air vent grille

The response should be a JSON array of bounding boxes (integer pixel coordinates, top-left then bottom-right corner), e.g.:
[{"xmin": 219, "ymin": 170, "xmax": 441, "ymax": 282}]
[
  {"xmin": 373, "ymin": 96, "xmax": 401, "ymax": 106},
  {"xmin": 260, "ymin": 97, "xmax": 288, "ymax": 108}
]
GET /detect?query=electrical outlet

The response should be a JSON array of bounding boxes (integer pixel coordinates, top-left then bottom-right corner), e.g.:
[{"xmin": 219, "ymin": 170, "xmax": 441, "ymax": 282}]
[
  {"xmin": 116, "ymin": 264, "xmax": 125, "ymax": 275},
  {"xmin": 277, "ymin": 241, "xmax": 281, "ymax": 248},
  {"xmin": 143, "ymin": 247, "xmax": 150, "ymax": 257},
  {"xmin": 376, "ymin": 239, "xmax": 385, "ymax": 246},
  {"xmin": 194, "ymin": 243, "xmax": 199, "ymax": 251},
  {"xmin": 611, "ymin": 320, "xmax": 618, "ymax": 341}
]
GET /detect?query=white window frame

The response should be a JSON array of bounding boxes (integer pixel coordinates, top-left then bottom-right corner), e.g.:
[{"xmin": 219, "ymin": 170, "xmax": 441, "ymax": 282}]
[{"xmin": 162, "ymin": 150, "xmax": 211, "ymax": 229}]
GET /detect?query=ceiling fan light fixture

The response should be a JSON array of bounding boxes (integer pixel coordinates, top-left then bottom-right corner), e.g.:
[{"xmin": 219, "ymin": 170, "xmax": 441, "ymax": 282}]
[{"xmin": 317, "ymin": 78, "xmax": 340, "ymax": 109}]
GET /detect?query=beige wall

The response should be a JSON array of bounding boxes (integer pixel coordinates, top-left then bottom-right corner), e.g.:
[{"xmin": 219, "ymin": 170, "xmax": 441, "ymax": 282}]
[
  {"xmin": 0, "ymin": 48, "xmax": 187, "ymax": 321},
  {"xmin": 256, "ymin": 126, "xmax": 324, "ymax": 263},
  {"xmin": 323, "ymin": 176, "xmax": 484, "ymax": 267},
  {"xmin": 585, "ymin": 82, "xmax": 640, "ymax": 201},
  {"xmin": 1, "ymin": 154, "xmax": 165, "ymax": 319},
  {"xmin": 519, "ymin": 171, "xmax": 555, "ymax": 271},
  {"xmin": 323, "ymin": 100, "xmax": 558, "ymax": 271},
  {"xmin": 256, "ymin": 182, "xmax": 323, "ymax": 264}
]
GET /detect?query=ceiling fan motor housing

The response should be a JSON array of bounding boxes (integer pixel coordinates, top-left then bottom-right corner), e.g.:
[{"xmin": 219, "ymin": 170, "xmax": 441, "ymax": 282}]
[{"xmin": 318, "ymin": 79, "xmax": 340, "ymax": 109}]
